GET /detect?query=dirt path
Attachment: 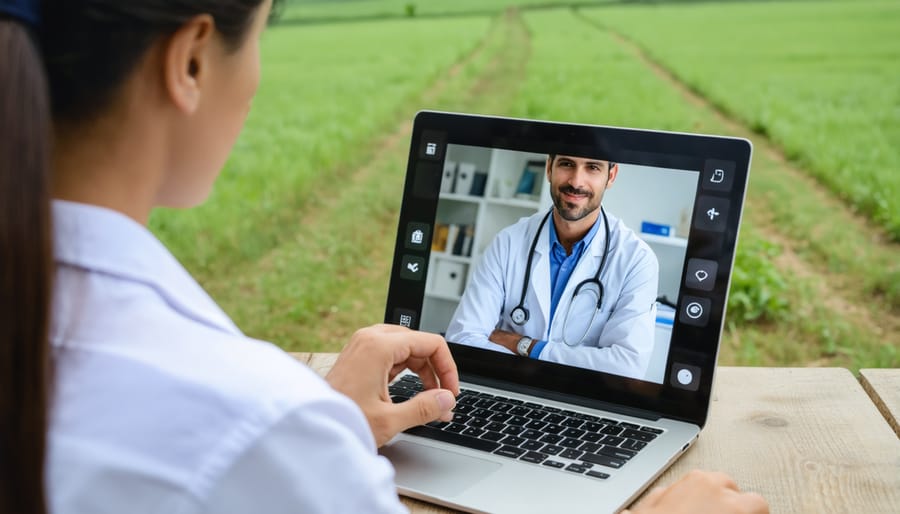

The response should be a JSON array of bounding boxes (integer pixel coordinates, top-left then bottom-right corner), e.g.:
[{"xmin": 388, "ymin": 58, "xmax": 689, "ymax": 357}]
[{"xmin": 593, "ymin": 23, "xmax": 899, "ymax": 348}]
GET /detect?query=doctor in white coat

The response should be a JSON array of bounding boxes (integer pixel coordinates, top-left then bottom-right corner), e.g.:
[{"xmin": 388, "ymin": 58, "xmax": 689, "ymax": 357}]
[{"xmin": 446, "ymin": 154, "xmax": 659, "ymax": 380}]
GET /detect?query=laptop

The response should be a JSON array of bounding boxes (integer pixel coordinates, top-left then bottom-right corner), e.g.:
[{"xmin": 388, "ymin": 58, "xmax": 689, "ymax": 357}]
[{"xmin": 381, "ymin": 111, "xmax": 752, "ymax": 513}]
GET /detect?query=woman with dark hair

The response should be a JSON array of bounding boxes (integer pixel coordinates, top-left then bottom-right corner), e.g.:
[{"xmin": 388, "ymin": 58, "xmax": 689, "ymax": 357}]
[{"xmin": 0, "ymin": 1, "xmax": 767, "ymax": 513}]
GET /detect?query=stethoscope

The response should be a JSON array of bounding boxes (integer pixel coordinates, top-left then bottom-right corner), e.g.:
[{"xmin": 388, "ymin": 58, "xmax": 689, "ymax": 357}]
[{"xmin": 509, "ymin": 207, "xmax": 611, "ymax": 346}]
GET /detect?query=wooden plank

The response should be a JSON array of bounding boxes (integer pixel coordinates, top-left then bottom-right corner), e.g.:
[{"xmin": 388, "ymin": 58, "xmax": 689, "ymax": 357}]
[
  {"xmin": 288, "ymin": 352, "xmax": 312, "ymax": 365},
  {"xmin": 646, "ymin": 367, "xmax": 900, "ymax": 513},
  {"xmin": 306, "ymin": 352, "xmax": 340, "ymax": 378},
  {"xmin": 860, "ymin": 369, "xmax": 900, "ymax": 438}
]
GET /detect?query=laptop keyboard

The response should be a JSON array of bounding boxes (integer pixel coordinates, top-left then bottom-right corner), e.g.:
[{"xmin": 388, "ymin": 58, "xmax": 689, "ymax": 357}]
[{"xmin": 389, "ymin": 375, "xmax": 663, "ymax": 480}]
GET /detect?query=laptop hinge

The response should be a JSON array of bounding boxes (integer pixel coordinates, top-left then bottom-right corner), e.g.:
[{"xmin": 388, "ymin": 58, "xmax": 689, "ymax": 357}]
[{"xmin": 459, "ymin": 373, "xmax": 663, "ymax": 422}]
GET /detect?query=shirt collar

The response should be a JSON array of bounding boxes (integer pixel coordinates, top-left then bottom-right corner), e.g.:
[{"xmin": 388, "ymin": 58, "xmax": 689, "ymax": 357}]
[
  {"xmin": 548, "ymin": 209, "xmax": 604, "ymax": 261},
  {"xmin": 52, "ymin": 200, "xmax": 241, "ymax": 336}
]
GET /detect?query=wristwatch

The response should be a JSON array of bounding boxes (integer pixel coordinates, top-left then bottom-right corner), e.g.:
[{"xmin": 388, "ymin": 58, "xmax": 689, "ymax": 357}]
[{"xmin": 516, "ymin": 336, "xmax": 534, "ymax": 357}]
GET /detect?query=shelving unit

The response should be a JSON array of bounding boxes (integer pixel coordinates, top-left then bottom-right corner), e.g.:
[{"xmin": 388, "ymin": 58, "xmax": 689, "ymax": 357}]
[{"xmin": 421, "ymin": 145, "xmax": 551, "ymax": 334}]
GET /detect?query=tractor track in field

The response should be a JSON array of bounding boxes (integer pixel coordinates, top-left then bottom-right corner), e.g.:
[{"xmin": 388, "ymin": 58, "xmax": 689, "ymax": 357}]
[
  {"xmin": 210, "ymin": 10, "xmax": 534, "ymax": 345},
  {"xmin": 592, "ymin": 21, "xmax": 899, "ymax": 346}
]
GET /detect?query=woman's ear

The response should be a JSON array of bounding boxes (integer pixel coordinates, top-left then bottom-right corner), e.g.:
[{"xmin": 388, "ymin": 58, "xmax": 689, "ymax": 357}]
[{"xmin": 162, "ymin": 14, "xmax": 216, "ymax": 114}]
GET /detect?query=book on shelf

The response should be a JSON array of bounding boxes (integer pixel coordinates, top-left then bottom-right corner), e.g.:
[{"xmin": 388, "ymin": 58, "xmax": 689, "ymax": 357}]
[
  {"xmin": 515, "ymin": 160, "xmax": 545, "ymax": 200},
  {"xmin": 446, "ymin": 224, "xmax": 461, "ymax": 255},
  {"xmin": 469, "ymin": 172, "xmax": 487, "ymax": 197},
  {"xmin": 440, "ymin": 160, "xmax": 457, "ymax": 194},
  {"xmin": 432, "ymin": 223, "xmax": 449, "ymax": 252},
  {"xmin": 453, "ymin": 162, "xmax": 476, "ymax": 195}
]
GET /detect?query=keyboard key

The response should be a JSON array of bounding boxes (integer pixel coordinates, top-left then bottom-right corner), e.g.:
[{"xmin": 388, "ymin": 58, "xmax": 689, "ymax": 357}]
[
  {"xmin": 562, "ymin": 428, "xmax": 585, "ymax": 438},
  {"xmin": 543, "ymin": 424, "xmax": 565, "ymax": 435},
  {"xmin": 502, "ymin": 425, "xmax": 525, "ymax": 435},
  {"xmin": 505, "ymin": 398, "xmax": 524, "ymax": 405},
  {"xmin": 405, "ymin": 425, "xmax": 501, "ymax": 453},
  {"xmin": 597, "ymin": 446, "xmax": 637, "ymax": 460},
  {"xmin": 508, "ymin": 416, "xmax": 529, "ymax": 426},
  {"xmin": 581, "ymin": 433, "xmax": 603, "ymax": 443},
  {"xmin": 561, "ymin": 410, "xmax": 578, "ymax": 417},
  {"xmin": 560, "ymin": 438, "xmax": 583, "ymax": 449},
  {"xmin": 474, "ymin": 399, "xmax": 496, "ymax": 409},
  {"xmin": 458, "ymin": 396, "xmax": 479, "ymax": 406},
  {"xmin": 524, "ymin": 402, "xmax": 542, "ymax": 409},
  {"xmin": 494, "ymin": 445, "xmax": 526, "ymax": 459},
  {"xmin": 600, "ymin": 435, "xmax": 625, "ymax": 447},
  {"xmin": 542, "ymin": 459, "xmax": 565, "ymax": 469},
  {"xmin": 641, "ymin": 426, "xmax": 664, "ymax": 435},
  {"xmin": 390, "ymin": 396, "xmax": 408, "ymax": 403},
  {"xmin": 583, "ymin": 422, "xmax": 603, "ymax": 432},
  {"xmin": 454, "ymin": 404, "xmax": 475, "ymax": 414},
  {"xmin": 621, "ymin": 429, "xmax": 657, "ymax": 442},
  {"xmin": 462, "ymin": 427, "xmax": 486, "ymax": 438},
  {"xmin": 600, "ymin": 418, "xmax": 619, "ymax": 425},
  {"xmin": 445, "ymin": 423, "xmax": 467, "ymax": 433},
  {"xmin": 509, "ymin": 406, "xmax": 531, "ymax": 416},
  {"xmin": 521, "ymin": 429, "xmax": 543, "ymax": 440},
  {"xmin": 620, "ymin": 422, "xmax": 640, "ymax": 430},
  {"xmin": 580, "ymin": 442, "xmax": 603, "ymax": 454},
  {"xmin": 581, "ymin": 453, "xmax": 626, "ymax": 469},
  {"xmin": 525, "ymin": 420, "xmax": 547, "ymax": 430},
  {"xmin": 560, "ymin": 449, "xmax": 584, "ymax": 460},
  {"xmin": 520, "ymin": 451, "xmax": 548, "ymax": 464},
  {"xmin": 601, "ymin": 425, "xmax": 624, "ymax": 436},
  {"xmin": 586, "ymin": 470, "xmax": 610, "ymax": 480},
  {"xmin": 452, "ymin": 413, "xmax": 470, "ymax": 424},
  {"xmin": 501, "ymin": 435, "xmax": 526, "ymax": 447},
  {"xmin": 542, "ymin": 445, "xmax": 564, "ymax": 456},
  {"xmin": 525, "ymin": 410, "xmax": 547, "ymax": 420},
  {"xmin": 490, "ymin": 412, "xmax": 512, "ymax": 423},
  {"xmin": 539, "ymin": 434, "xmax": 563, "ymax": 444},
  {"xmin": 426, "ymin": 420, "xmax": 449, "ymax": 429},
  {"xmin": 621, "ymin": 440, "xmax": 647, "ymax": 451},
  {"xmin": 565, "ymin": 463, "xmax": 589, "ymax": 474},
  {"xmin": 467, "ymin": 417, "xmax": 489, "ymax": 428},
  {"xmin": 485, "ymin": 422, "xmax": 506, "ymax": 432},
  {"xmin": 544, "ymin": 414, "xmax": 565, "ymax": 424},
  {"xmin": 561, "ymin": 418, "xmax": 584, "ymax": 429},
  {"xmin": 481, "ymin": 431, "xmax": 505, "ymax": 442},
  {"xmin": 399, "ymin": 375, "xmax": 420, "ymax": 383},
  {"xmin": 493, "ymin": 403, "xmax": 513, "ymax": 413},
  {"xmin": 543, "ymin": 406, "xmax": 561, "ymax": 413},
  {"xmin": 521, "ymin": 440, "xmax": 544, "ymax": 452},
  {"xmin": 471, "ymin": 408, "xmax": 493, "ymax": 419},
  {"xmin": 477, "ymin": 392, "xmax": 495, "ymax": 399}
]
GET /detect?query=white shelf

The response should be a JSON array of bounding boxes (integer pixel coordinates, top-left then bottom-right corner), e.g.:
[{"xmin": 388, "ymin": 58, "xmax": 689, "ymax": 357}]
[
  {"xmin": 424, "ymin": 290, "xmax": 463, "ymax": 303},
  {"xmin": 430, "ymin": 252, "xmax": 471, "ymax": 264},
  {"xmin": 484, "ymin": 196, "xmax": 542, "ymax": 209},
  {"xmin": 640, "ymin": 233, "xmax": 688, "ymax": 248},
  {"xmin": 439, "ymin": 193, "xmax": 482, "ymax": 204}
]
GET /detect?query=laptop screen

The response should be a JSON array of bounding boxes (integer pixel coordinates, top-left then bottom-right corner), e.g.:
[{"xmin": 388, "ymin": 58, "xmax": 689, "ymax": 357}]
[{"xmin": 385, "ymin": 111, "xmax": 751, "ymax": 425}]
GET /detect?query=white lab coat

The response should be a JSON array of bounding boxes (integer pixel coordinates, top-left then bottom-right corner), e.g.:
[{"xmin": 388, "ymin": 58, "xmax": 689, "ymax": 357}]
[
  {"xmin": 446, "ymin": 209, "xmax": 659, "ymax": 380},
  {"xmin": 47, "ymin": 200, "xmax": 406, "ymax": 514}
]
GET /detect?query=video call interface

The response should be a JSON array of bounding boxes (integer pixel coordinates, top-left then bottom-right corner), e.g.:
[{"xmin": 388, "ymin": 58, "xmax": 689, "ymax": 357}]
[{"xmin": 415, "ymin": 143, "xmax": 712, "ymax": 386}]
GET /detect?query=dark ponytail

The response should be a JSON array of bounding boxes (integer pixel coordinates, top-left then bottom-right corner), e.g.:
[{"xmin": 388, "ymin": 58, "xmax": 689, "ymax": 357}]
[{"xmin": 0, "ymin": 8, "xmax": 53, "ymax": 514}]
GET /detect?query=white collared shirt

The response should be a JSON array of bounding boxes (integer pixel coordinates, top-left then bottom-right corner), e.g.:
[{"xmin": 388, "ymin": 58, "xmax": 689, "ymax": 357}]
[{"xmin": 47, "ymin": 200, "xmax": 406, "ymax": 514}]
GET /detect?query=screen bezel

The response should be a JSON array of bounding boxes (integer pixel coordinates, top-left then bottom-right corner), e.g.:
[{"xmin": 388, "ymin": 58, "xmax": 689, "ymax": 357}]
[{"xmin": 385, "ymin": 111, "xmax": 752, "ymax": 427}]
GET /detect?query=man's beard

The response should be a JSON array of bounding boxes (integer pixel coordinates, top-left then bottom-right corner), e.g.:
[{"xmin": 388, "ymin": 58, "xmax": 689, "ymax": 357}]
[{"xmin": 552, "ymin": 185, "xmax": 601, "ymax": 221}]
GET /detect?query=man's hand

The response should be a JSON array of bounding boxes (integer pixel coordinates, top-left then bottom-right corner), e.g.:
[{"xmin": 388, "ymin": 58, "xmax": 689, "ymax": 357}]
[
  {"xmin": 325, "ymin": 324, "xmax": 460, "ymax": 447},
  {"xmin": 489, "ymin": 328, "xmax": 532, "ymax": 354},
  {"xmin": 624, "ymin": 470, "xmax": 768, "ymax": 514}
]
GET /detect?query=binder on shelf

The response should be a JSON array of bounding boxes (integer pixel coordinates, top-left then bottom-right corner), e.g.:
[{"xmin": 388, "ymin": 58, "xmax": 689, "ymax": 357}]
[
  {"xmin": 440, "ymin": 161, "xmax": 457, "ymax": 194},
  {"xmin": 432, "ymin": 259, "xmax": 466, "ymax": 298},
  {"xmin": 451, "ymin": 224, "xmax": 467, "ymax": 256},
  {"xmin": 445, "ymin": 224, "xmax": 460, "ymax": 255},
  {"xmin": 469, "ymin": 172, "xmax": 488, "ymax": 197},
  {"xmin": 515, "ymin": 160, "xmax": 545, "ymax": 200},
  {"xmin": 432, "ymin": 223, "xmax": 449, "ymax": 252},
  {"xmin": 453, "ymin": 162, "xmax": 476, "ymax": 195},
  {"xmin": 461, "ymin": 225, "xmax": 474, "ymax": 257}
]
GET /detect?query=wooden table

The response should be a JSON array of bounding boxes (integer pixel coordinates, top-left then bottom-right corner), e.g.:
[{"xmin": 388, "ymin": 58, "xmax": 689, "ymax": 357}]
[{"xmin": 292, "ymin": 354, "xmax": 900, "ymax": 513}]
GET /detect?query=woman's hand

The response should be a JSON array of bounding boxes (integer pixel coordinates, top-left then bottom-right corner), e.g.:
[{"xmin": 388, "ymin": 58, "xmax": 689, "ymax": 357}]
[
  {"xmin": 625, "ymin": 470, "xmax": 768, "ymax": 514},
  {"xmin": 325, "ymin": 324, "xmax": 460, "ymax": 447}
]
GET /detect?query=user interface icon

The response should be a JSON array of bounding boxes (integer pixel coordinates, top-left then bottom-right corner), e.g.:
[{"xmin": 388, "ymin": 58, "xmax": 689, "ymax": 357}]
[
  {"xmin": 404, "ymin": 222, "xmax": 431, "ymax": 250},
  {"xmin": 685, "ymin": 258, "xmax": 719, "ymax": 292},
  {"xmin": 392, "ymin": 308, "xmax": 418, "ymax": 329},
  {"xmin": 670, "ymin": 363, "xmax": 701, "ymax": 391},
  {"xmin": 399, "ymin": 255, "xmax": 426, "ymax": 281},
  {"xmin": 679, "ymin": 296, "xmax": 712, "ymax": 327},
  {"xmin": 702, "ymin": 159, "xmax": 736, "ymax": 192},
  {"xmin": 694, "ymin": 197, "xmax": 730, "ymax": 232}
]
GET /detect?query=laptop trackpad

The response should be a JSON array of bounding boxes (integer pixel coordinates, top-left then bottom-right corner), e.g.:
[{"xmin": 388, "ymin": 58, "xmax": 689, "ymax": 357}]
[{"xmin": 381, "ymin": 440, "xmax": 502, "ymax": 497}]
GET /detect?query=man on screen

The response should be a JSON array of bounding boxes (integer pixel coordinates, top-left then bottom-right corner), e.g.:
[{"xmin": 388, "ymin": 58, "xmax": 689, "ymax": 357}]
[{"xmin": 445, "ymin": 154, "xmax": 659, "ymax": 379}]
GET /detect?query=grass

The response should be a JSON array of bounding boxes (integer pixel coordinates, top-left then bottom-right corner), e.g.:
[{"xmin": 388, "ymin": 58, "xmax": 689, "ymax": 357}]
[
  {"xmin": 581, "ymin": 0, "xmax": 900, "ymax": 240},
  {"xmin": 280, "ymin": 0, "xmax": 615, "ymax": 22},
  {"xmin": 150, "ymin": 16, "xmax": 490, "ymax": 277}
]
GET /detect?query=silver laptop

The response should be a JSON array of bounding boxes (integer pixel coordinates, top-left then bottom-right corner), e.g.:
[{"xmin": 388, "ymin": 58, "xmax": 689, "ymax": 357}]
[{"xmin": 382, "ymin": 111, "xmax": 752, "ymax": 513}]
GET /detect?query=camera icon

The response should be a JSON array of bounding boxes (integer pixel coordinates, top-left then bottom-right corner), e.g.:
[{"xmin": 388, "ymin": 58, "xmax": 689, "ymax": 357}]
[
  {"xmin": 685, "ymin": 302, "xmax": 704, "ymax": 319},
  {"xmin": 679, "ymin": 296, "xmax": 711, "ymax": 327}
]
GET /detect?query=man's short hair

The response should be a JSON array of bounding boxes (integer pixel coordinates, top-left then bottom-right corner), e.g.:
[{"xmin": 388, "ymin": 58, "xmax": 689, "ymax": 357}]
[{"xmin": 547, "ymin": 154, "xmax": 616, "ymax": 171}]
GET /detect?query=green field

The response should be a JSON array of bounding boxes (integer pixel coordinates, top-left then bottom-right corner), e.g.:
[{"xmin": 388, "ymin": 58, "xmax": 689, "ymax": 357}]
[
  {"xmin": 280, "ymin": 0, "xmax": 613, "ymax": 22},
  {"xmin": 150, "ymin": 0, "xmax": 899, "ymax": 370}
]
